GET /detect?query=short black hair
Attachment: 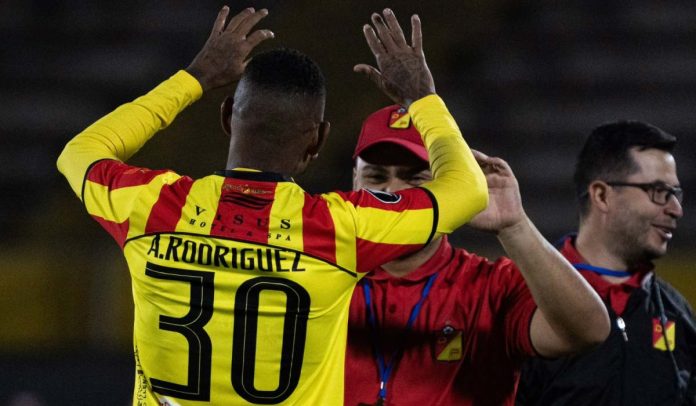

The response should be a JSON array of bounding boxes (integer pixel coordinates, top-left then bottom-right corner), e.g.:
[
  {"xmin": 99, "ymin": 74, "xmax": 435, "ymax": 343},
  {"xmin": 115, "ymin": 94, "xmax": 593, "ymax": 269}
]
[
  {"xmin": 242, "ymin": 48, "xmax": 325, "ymax": 98},
  {"xmin": 574, "ymin": 120, "xmax": 676, "ymax": 217}
]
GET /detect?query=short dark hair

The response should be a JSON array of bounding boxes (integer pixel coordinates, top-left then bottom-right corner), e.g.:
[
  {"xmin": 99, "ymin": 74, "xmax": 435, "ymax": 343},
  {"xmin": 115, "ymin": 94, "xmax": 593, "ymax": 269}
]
[
  {"xmin": 242, "ymin": 48, "xmax": 325, "ymax": 98},
  {"xmin": 574, "ymin": 120, "xmax": 676, "ymax": 217}
]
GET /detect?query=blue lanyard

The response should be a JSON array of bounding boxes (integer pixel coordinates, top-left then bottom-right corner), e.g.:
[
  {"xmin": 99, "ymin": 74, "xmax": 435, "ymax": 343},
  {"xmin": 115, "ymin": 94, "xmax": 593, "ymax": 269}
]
[
  {"xmin": 573, "ymin": 263, "xmax": 631, "ymax": 278},
  {"xmin": 361, "ymin": 272, "xmax": 439, "ymax": 403}
]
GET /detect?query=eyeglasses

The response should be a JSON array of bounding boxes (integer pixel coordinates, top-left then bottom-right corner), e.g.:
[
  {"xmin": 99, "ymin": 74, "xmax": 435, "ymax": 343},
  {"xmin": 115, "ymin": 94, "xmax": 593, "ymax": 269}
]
[{"xmin": 605, "ymin": 181, "xmax": 683, "ymax": 205}]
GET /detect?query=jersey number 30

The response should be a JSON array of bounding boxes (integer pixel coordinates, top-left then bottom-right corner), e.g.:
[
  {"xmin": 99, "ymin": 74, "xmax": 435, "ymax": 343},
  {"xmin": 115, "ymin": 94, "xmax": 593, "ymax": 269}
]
[{"xmin": 145, "ymin": 262, "xmax": 310, "ymax": 404}]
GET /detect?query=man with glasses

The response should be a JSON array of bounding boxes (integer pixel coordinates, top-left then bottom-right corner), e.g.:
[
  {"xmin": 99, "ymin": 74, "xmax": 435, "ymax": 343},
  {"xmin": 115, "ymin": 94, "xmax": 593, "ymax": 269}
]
[{"xmin": 517, "ymin": 121, "xmax": 696, "ymax": 405}]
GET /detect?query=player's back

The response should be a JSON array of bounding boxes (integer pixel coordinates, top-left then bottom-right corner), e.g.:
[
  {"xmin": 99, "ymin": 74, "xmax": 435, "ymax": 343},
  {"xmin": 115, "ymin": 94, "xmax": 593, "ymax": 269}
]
[
  {"xmin": 81, "ymin": 162, "xmax": 438, "ymax": 405},
  {"xmin": 112, "ymin": 169, "xmax": 357, "ymax": 405}
]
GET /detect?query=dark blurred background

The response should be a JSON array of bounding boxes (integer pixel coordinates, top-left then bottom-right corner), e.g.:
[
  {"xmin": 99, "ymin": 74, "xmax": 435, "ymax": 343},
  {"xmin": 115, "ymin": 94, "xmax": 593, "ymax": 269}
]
[{"xmin": 2, "ymin": 0, "xmax": 696, "ymax": 404}]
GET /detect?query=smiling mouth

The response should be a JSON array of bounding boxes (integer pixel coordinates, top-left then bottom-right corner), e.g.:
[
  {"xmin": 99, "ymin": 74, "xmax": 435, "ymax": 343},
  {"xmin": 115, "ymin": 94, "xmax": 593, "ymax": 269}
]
[{"xmin": 653, "ymin": 225, "xmax": 675, "ymax": 240}]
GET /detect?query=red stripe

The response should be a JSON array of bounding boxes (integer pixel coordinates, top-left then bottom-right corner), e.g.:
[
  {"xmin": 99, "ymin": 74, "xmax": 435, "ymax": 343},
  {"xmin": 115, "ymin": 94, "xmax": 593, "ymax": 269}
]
[
  {"xmin": 92, "ymin": 215, "xmax": 129, "ymax": 248},
  {"xmin": 302, "ymin": 194, "xmax": 337, "ymax": 264},
  {"xmin": 210, "ymin": 179, "xmax": 275, "ymax": 244},
  {"xmin": 336, "ymin": 188, "xmax": 433, "ymax": 211},
  {"xmin": 88, "ymin": 160, "xmax": 170, "ymax": 190},
  {"xmin": 144, "ymin": 177, "xmax": 194, "ymax": 234},
  {"xmin": 356, "ymin": 238, "xmax": 422, "ymax": 274}
]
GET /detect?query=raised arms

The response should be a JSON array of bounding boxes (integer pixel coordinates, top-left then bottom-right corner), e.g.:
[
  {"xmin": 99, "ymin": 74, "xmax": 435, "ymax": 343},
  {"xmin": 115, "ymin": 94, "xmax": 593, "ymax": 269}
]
[
  {"xmin": 471, "ymin": 150, "xmax": 610, "ymax": 356},
  {"xmin": 57, "ymin": 7, "xmax": 272, "ymax": 198},
  {"xmin": 356, "ymin": 9, "xmax": 488, "ymax": 233}
]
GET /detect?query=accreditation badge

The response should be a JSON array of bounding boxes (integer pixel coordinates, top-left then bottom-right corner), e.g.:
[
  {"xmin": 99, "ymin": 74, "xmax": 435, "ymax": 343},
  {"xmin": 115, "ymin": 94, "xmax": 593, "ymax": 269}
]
[{"xmin": 652, "ymin": 317, "xmax": 676, "ymax": 351}]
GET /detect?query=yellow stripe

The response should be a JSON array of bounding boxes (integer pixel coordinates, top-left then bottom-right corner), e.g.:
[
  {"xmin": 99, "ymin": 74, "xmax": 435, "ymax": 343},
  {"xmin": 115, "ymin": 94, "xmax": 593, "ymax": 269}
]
[
  {"xmin": 175, "ymin": 176, "xmax": 222, "ymax": 235},
  {"xmin": 85, "ymin": 172, "xmax": 184, "ymax": 238},
  {"xmin": 355, "ymin": 206, "xmax": 433, "ymax": 245},
  {"xmin": 269, "ymin": 183, "xmax": 304, "ymax": 252},
  {"xmin": 324, "ymin": 193, "xmax": 357, "ymax": 272},
  {"xmin": 128, "ymin": 172, "xmax": 182, "ymax": 238},
  {"xmin": 84, "ymin": 181, "xmax": 126, "ymax": 222}
]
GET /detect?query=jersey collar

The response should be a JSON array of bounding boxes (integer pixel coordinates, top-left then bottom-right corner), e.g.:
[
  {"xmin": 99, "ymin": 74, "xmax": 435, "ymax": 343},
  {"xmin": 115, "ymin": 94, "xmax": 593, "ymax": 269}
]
[
  {"xmin": 215, "ymin": 168, "xmax": 294, "ymax": 182},
  {"xmin": 559, "ymin": 235, "xmax": 652, "ymax": 291}
]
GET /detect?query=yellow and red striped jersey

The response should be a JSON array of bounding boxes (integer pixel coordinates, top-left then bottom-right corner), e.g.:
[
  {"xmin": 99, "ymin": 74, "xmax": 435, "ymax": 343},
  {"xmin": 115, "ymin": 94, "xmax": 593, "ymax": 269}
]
[{"xmin": 57, "ymin": 71, "xmax": 487, "ymax": 405}]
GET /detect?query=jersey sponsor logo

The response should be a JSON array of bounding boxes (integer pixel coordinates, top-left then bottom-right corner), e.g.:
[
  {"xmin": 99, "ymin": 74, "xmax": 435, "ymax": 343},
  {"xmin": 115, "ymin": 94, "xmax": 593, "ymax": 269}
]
[
  {"xmin": 221, "ymin": 192, "xmax": 273, "ymax": 209},
  {"xmin": 147, "ymin": 235, "xmax": 305, "ymax": 272},
  {"xmin": 222, "ymin": 183, "xmax": 273, "ymax": 195},
  {"xmin": 652, "ymin": 318, "xmax": 676, "ymax": 351},
  {"xmin": 435, "ymin": 324, "xmax": 463, "ymax": 361},
  {"xmin": 366, "ymin": 189, "xmax": 403, "ymax": 204},
  {"xmin": 206, "ymin": 214, "xmax": 292, "ymax": 240},
  {"xmin": 388, "ymin": 107, "xmax": 411, "ymax": 129}
]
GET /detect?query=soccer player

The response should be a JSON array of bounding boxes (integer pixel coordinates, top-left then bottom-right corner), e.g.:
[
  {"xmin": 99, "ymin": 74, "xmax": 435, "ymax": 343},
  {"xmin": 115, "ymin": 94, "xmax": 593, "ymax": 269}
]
[
  {"xmin": 57, "ymin": 7, "xmax": 489, "ymax": 406},
  {"xmin": 516, "ymin": 121, "xmax": 696, "ymax": 405},
  {"xmin": 344, "ymin": 105, "xmax": 611, "ymax": 406}
]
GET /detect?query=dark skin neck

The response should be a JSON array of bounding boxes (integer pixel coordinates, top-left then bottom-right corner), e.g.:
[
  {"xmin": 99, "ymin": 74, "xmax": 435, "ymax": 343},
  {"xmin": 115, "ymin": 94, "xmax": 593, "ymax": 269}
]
[
  {"xmin": 221, "ymin": 83, "xmax": 327, "ymax": 175},
  {"xmin": 226, "ymin": 129, "xmax": 311, "ymax": 174}
]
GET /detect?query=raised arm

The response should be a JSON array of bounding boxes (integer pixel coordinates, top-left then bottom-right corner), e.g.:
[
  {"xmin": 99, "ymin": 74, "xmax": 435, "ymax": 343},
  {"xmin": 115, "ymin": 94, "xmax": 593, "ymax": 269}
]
[
  {"xmin": 470, "ymin": 150, "xmax": 610, "ymax": 356},
  {"xmin": 355, "ymin": 9, "xmax": 488, "ymax": 233},
  {"xmin": 57, "ymin": 6, "xmax": 273, "ymax": 198}
]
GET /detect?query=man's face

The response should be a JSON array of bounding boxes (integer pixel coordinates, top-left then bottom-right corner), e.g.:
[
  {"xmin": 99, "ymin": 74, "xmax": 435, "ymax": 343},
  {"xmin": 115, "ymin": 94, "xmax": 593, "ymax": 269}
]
[
  {"xmin": 606, "ymin": 148, "xmax": 683, "ymax": 263},
  {"xmin": 353, "ymin": 143, "xmax": 431, "ymax": 192}
]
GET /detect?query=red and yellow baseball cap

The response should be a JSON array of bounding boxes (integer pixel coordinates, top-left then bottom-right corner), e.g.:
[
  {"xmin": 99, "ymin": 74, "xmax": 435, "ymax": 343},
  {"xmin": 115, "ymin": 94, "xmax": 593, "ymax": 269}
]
[{"xmin": 352, "ymin": 105, "xmax": 428, "ymax": 162}]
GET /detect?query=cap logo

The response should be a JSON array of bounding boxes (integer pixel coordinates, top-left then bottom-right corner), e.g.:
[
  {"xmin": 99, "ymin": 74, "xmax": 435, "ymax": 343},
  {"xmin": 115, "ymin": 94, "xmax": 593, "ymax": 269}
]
[
  {"xmin": 388, "ymin": 107, "xmax": 411, "ymax": 129},
  {"xmin": 365, "ymin": 189, "xmax": 402, "ymax": 204}
]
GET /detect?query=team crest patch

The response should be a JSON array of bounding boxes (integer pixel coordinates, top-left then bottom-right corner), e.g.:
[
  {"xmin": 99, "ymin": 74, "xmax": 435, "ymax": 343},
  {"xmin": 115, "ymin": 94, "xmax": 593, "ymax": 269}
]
[
  {"xmin": 435, "ymin": 324, "xmax": 463, "ymax": 361},
  {"xmin": 388, "ymin": 107, "xmax": 411, "ymax": 129},
  {"xmin": 366, "ymin": 189, "xmax": 402, "ymax": 204},
  {"xmin": 653, "ymin": 318, "xmax": 676, "ymax": 351}
]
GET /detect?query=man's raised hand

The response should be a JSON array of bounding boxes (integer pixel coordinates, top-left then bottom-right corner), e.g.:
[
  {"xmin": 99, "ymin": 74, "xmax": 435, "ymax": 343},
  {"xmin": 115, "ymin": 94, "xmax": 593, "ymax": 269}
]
[
  {"xmin": 355, "ymin": 9, "xmax": 436, "ymax": 107},
  {"xmin": 467, "ymin": 150, "xmax": 527, "ymax": 233},
  {"xmin": 186, "ymin": 6, "xmax": 274, "ymax": 92}
]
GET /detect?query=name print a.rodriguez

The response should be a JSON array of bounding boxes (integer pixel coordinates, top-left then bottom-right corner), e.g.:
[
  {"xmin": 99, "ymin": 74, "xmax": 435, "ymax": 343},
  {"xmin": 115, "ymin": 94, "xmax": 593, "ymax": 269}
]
[{"xmin": 146, "ymin": 234, "xmax": 306, "ymax": 273}]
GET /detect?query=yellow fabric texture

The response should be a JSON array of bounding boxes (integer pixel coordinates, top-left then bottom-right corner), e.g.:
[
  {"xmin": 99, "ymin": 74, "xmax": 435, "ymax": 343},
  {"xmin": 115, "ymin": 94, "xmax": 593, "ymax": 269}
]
[
  {"xmin": 57, "ymin": 70, "xmax": 202, "ymax": 198},
  {"xmin": 409, "ymin": 94, "xmax": 489, "ymax": 234}
]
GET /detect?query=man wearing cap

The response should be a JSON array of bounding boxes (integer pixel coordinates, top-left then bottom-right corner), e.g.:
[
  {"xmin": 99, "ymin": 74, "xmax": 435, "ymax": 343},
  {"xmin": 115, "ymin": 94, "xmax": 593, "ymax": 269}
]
[{"xmin": 344, "ymin": 105, "xmax": 611, "ymax": 406}]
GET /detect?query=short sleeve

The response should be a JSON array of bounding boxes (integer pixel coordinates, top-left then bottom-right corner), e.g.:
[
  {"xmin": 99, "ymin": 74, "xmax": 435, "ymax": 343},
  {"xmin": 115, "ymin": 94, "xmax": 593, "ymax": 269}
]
[{"xmin": 495, "ymin": 259, "xmax": 538, "ymax": 358}]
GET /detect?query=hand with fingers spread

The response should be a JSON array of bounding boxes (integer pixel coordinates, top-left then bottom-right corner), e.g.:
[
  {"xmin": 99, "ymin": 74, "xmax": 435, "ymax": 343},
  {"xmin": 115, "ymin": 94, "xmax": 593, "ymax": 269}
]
[
  {"xmin": 186, "ymin": 6, "xmax": 274, "ymax": 92},
  {"xmin": 468, "ymin": 150, "xmax": 527, "ymax": 233},
  {"xmin": 355, "ymin": 8, "xmax": 435, "ymax": 106}
]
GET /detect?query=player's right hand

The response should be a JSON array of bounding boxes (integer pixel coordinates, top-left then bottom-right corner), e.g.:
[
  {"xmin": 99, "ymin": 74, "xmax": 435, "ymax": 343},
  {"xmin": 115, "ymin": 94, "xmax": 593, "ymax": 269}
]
[
  {"xmin": 186, "ymin": 6, "xmax": 274, "ymax": 92},
  {"xmin": 354, "ymin": 9, "xmax": 436, "ymax": 107}
]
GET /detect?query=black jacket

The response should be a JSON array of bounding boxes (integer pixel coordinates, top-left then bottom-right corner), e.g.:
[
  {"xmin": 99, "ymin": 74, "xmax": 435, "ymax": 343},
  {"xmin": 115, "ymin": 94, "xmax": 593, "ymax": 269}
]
[{"xmin": 517, "ymin": 274, "xmax": 696, "ymax": 405}]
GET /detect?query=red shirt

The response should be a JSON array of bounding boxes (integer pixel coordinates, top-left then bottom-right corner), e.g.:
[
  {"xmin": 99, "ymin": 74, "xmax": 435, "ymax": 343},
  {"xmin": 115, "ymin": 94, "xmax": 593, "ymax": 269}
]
[
  {"xmin": 345, "ymin": 237, "xmax": 537, "ymax": 406},
  {"xmin": 559, "ymin": 237, "xmax": 652, "ymax": 316}
]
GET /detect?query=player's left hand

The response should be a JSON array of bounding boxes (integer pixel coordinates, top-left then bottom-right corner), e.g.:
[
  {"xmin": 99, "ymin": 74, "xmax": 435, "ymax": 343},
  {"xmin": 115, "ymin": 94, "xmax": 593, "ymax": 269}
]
[
  {"xmin": 186, "ymin": 6, "xmax": 274, "ymax": 91},
  {"xmin": 355, "ymin": 9, "xmax": 436, "ymax": 107},
  {"xmin": 467, "ymin": 150, "xmax": 526, "ymax": 233}
]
